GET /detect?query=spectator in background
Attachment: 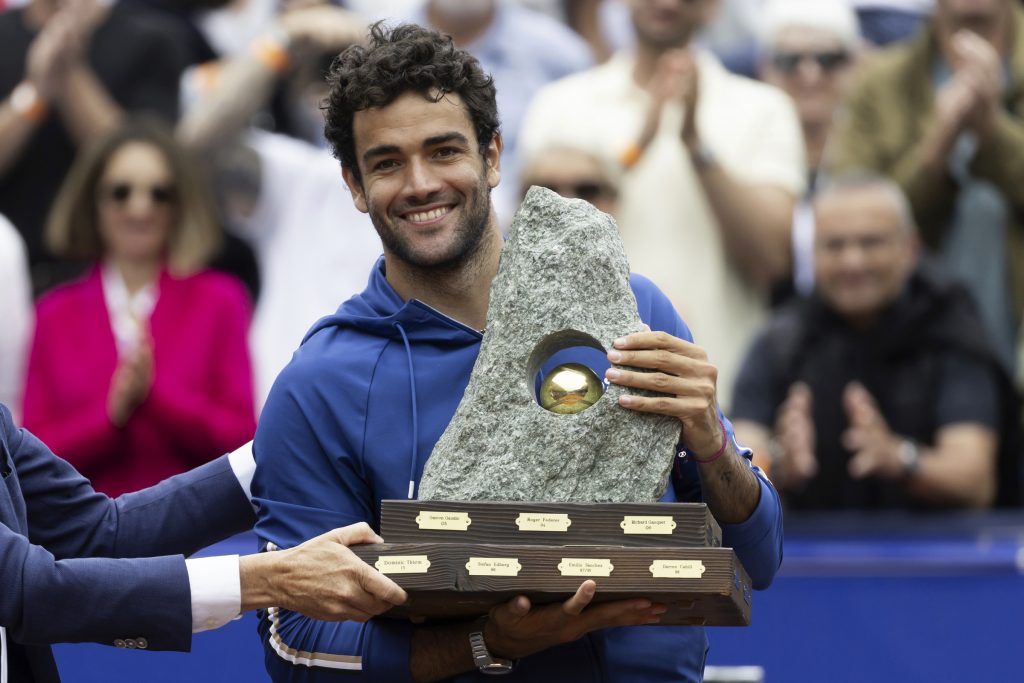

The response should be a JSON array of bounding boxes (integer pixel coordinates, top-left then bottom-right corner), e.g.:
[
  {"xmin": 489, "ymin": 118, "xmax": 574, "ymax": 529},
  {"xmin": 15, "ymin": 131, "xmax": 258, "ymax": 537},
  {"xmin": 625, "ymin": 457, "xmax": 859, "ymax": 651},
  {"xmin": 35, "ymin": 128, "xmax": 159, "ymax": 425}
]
[
  {"xmin": 389, "ymin": 0, "xmax": 594, "ymax": 226},
  {"xmin": 759, "ymin": 0, "xmax": 861, "ymax": 297},
  {"xmin": 179, "ymin": 3, "xmax": 382, "ymax": 409},
  {"xmin": 0, "ymin": 214, "xmax": 32, "ymax": 423},
  {"xmin": 520, "ymin": 0, "xmax": 806, "ymax": 411},
  {"xmin": 732, "ymin": 174, "xmax": 1020, "ymax": 510},
  {"xmin": 0, "ymin": 0, "xmax": 192, "ymax": 295},
  {"xmin": 519, "ymin": 142, "xmax": 621, "ymax": 216},
  {"xmin": 829, "ymin": 0, "xmax": 1024, "ymax": 376},
  {"xmin": 23, "ymin": 119, "xmax": 256, "ymax": 497}
]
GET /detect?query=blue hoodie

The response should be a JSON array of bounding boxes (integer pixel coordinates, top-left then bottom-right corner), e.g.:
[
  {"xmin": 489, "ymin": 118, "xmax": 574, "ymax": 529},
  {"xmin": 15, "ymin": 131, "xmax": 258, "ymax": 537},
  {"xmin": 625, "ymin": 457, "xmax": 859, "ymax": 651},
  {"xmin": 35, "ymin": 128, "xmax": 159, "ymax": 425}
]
[{"xmin": 252, "ymin": 258, "xmax": 783, "ymax": 683}]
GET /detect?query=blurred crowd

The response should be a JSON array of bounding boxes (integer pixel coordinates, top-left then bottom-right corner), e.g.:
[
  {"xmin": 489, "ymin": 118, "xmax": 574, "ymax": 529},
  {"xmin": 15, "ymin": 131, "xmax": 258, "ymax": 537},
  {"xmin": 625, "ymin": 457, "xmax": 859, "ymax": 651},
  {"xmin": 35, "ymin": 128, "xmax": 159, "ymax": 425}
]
[{"xmin": 0, "ymin": 0, "xmax": 1021, "ymax": 510}]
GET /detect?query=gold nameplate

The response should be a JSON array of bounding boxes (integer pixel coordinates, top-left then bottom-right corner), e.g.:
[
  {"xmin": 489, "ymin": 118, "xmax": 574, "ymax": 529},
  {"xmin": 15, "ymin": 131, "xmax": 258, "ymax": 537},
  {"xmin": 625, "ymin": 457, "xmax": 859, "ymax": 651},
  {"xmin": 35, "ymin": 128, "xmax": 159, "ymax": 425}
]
[
  {"xmin": 416, "ymin": 511, "xmax": 472, "ymax": 531},
  {"xmin": 558, "ymin": 558, "xmax": 614, "ymax": 577},
  {"xmin": 375, "ymin": 555, "xmax": 431, "ymax": 574},
  {"xmin": 649, "ymin": 560, "xmax": 706, "ymax": 579},
  {"xmin": 620, "ymin": 515, "xmax": 678, "ymax": 535},
  {"xmin": 466, "ymin": 557, "xmax": 523, "ymax": 577},
  {"xmin": 516, "ymin": 513, "xmax": 572, "ymax": 532}
]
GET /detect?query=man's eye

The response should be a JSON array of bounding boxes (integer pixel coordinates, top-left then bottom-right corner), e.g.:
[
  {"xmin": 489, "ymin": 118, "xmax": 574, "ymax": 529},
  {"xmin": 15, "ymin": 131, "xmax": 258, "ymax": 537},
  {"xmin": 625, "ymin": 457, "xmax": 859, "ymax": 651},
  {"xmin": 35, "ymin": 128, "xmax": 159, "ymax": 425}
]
[
  {"xmin": 374, "ymin": 159, "xmax": 399, "ymax": 171},
  {"xmin": 435, "ymin": 147, "xmax": 458, "ymax": 158}
]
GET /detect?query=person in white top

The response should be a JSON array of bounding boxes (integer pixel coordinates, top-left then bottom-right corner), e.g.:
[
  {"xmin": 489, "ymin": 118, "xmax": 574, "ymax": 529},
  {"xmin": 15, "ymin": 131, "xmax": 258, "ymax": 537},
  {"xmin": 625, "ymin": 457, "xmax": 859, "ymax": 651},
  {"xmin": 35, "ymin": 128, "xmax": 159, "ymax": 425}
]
[
  {"xmin": 520, "ymin": 0, "xmax": 806, "ymax": 411},
  {"xmin": 179, "ymin": 4, "xmax": 383, "ymax": 409},
  {"xmin": 0, "ymin": 214, "xmax": 31, "ymax": 423}
]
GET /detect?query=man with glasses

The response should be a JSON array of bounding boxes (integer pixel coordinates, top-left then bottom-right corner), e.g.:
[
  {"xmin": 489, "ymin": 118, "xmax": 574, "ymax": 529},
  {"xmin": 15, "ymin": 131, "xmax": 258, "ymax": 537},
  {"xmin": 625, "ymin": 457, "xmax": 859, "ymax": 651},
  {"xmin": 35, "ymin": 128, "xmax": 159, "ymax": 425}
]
[
  {"xmin": 758, "ymin": 0, "xmax": 862, "ymax": 298},
  {"xmin": 730, "ymin": 173, "xmax": 1019, "ymax": 510},
  {"xmin": 520, "ymin": 0, "xmax": 806, "ymax": 412}
]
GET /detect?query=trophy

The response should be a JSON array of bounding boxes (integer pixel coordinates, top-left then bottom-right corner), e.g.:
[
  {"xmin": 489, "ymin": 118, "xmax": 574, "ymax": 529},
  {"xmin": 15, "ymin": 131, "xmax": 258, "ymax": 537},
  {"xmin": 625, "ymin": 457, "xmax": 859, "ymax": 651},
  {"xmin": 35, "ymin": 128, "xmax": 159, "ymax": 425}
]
[{"xmin": 350, "ymin": 187, "xmax": 752, "ymax": 626}]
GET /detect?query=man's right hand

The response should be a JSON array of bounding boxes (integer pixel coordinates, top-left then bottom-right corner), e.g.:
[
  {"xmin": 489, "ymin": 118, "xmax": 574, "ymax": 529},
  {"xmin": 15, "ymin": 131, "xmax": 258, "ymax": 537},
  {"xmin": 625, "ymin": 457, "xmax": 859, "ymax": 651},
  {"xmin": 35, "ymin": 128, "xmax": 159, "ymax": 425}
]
[
  {"xmin": 483, "ymin": 580, "xmax": 666, "ymax": 660},
  {"xmin": 240, "ymin": 523, "xmax": 407, "ymax": 621}
]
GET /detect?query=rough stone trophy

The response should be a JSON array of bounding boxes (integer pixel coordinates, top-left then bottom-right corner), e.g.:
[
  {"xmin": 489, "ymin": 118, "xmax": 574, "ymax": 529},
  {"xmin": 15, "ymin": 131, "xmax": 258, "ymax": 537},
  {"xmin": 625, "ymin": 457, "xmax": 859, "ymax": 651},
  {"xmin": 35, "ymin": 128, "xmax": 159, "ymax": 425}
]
[{"xmin": 351, "ymin": 187, "xmax": 752, "ymax": 626}]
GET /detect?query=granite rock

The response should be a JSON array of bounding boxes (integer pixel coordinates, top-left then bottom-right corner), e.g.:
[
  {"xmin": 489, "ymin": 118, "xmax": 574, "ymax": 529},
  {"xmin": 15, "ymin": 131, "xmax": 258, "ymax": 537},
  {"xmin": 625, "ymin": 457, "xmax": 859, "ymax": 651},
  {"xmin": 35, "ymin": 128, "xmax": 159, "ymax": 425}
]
[{"xmin": 418, "ymin": 187, "xmax": 681, "ymax": 502}]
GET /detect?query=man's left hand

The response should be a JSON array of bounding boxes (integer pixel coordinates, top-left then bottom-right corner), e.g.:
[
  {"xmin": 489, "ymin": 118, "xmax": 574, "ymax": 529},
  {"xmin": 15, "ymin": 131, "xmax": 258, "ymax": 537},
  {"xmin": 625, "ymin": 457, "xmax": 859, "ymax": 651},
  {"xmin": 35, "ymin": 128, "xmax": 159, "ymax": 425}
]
[
  {"xmin": 604, "ymin": 330, "xmax": 724, "ymax": 458},
  {"xmin": 843, "ymin": 382, "xmax": 905, "ymax": 480}
]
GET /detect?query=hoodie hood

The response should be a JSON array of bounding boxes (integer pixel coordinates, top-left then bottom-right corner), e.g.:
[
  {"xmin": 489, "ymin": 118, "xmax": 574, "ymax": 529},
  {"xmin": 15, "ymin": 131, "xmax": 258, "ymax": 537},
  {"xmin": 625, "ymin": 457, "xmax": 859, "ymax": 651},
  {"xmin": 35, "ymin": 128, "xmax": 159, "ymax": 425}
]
[{"xmin": 302, "ymin": 257, "xmax": 483, "ymax": 347}]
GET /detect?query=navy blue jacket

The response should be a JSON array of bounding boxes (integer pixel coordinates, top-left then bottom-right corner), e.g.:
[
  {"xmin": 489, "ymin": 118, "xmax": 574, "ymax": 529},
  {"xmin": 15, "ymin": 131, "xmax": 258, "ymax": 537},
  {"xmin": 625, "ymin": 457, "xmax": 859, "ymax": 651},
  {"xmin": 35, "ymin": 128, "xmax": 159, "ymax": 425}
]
[
  {"xmin": 253, "ymin": 259, "xmax": 784, "ymax": 682},
  {"xmin": 0, "ymin": 404, "xmax": 254, "ymax": 682}
]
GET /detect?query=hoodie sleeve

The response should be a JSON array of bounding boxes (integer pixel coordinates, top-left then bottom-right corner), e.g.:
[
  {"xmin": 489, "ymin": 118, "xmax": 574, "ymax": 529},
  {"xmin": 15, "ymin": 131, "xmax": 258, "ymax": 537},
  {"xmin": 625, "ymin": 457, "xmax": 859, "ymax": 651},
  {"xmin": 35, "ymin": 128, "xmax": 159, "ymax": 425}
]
[
  {"xmin": 632, "ymin": 274, "xmax": 784, "ymax": 589},
  {"xmin": 252, "ymin": 356, "xmax": 416, "ymax": 683}
]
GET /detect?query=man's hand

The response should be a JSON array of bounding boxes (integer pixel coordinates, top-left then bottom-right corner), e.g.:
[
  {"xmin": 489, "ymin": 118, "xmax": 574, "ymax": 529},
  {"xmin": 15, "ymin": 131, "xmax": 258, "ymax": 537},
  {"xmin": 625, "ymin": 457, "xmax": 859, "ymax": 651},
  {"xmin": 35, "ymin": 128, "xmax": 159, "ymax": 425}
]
[
  {"xmin": 604, "ymin": 330, "xmax": 721, "ymax": 456},
  {"xmin": 773, "ymin": 382, "xmax": 818, "ymax": 488},
  {"xmin": 604, "ymin": 330, "xmax": 762, "ymax": 524},
  {"xmin": 279, "ymin": 4, "xmax": 366, "ymax": 58},
  {"xmin": 240, "ymin": 523, "xmax": 407, "ymax": 621},
  {"xmin": 483, "ymin": 581, "xmax": 665, "ymax": 660},
  {"xmin": 651, "ymin": 48, "xmax": 701, "ymax": 149},
  {"xmin": 843, "ymin": 382, "xmax": 905, "ymax": 480},
  {"xmin": 951, "ymin": 30, "xmax": 1004, "ymax": 137}
]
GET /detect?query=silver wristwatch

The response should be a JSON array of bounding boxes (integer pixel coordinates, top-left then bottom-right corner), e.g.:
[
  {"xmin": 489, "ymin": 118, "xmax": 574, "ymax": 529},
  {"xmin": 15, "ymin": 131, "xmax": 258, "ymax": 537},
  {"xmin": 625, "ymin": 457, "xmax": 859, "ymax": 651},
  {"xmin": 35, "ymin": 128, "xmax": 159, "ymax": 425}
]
[
  {"xmin": 469, "ymin": 625, "xmax": 514, "ymax": 675},
  {"xmin": 899, "ymin": 439, "xmax": 920, "ymax": 478}
]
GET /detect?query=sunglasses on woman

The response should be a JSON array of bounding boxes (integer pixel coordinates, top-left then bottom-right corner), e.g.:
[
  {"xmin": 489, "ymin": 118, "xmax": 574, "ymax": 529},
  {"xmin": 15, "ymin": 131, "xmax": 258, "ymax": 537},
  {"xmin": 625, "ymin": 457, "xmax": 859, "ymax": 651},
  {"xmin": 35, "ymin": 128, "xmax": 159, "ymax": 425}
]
[
  {"xmin": 771, "ymin": 50, "xmax": 850, "ymax": 74},
  {"xmin": 101, "ymin": 182, "xmax": 177, "ymax": 205}
]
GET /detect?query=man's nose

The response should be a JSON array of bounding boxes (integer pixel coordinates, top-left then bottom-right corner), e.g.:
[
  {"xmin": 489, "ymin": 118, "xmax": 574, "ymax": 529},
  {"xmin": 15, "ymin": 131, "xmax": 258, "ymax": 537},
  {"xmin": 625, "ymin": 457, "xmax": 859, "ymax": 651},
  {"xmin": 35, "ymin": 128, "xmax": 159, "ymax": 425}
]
[
  {"xmin": 797, "ymin": 58, "xmax": 824, "ymax": 84},
  {"xmin": 403, "ymin": 157, "xmax": 443, "ymax": 199}
]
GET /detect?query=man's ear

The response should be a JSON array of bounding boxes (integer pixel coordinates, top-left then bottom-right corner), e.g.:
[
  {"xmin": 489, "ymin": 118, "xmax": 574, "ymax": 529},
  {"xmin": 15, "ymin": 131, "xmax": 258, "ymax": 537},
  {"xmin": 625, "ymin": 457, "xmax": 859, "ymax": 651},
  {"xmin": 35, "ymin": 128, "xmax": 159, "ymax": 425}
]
[
  {"xmin": 341, "ymin": 166, "xmax": 369, "ymax": 213},
  {"xmin": 485, "ymin": 133, "xmax": 503, "ymax": 190}
]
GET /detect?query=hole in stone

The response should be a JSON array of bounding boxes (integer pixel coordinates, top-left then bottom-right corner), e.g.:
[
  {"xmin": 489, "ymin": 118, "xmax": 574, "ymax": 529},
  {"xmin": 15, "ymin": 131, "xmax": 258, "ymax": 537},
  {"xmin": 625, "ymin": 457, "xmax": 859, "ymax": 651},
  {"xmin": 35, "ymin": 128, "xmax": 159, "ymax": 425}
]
[{"xmin": 528, "ymin": 330, "xmax": 609, "ymax": 414}]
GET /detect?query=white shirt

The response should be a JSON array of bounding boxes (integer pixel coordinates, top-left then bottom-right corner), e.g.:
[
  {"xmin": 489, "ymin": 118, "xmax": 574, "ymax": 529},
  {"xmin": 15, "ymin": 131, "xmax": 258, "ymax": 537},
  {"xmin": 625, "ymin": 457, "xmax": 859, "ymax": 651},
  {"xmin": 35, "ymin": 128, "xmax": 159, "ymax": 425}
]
[
  {"xmin": 185, "ymin": 441, "xmax": 256, "ymax": 633},
  {"xmin": 100, "ymin": 262, "xmax": 158, "ymax": 358},
  {"xmin": 0, "ymin": 214, "xmax": 32, "ymax": 424},
  {"xmin": 520, "ymin": 51, "xmax": 806, "ymax": 410},
  {"xmin": 238, "ymin": 131, "xmax": 382, "ymax": 411}
]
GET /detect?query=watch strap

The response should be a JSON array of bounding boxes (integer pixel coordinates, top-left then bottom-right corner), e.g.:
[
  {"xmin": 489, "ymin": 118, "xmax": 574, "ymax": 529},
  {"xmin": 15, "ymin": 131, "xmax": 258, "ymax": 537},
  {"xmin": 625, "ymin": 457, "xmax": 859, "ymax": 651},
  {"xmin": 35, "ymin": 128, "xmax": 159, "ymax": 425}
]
[{"xmin": 469, "ymin": 622, "xmax": 514, "ymax": 675}]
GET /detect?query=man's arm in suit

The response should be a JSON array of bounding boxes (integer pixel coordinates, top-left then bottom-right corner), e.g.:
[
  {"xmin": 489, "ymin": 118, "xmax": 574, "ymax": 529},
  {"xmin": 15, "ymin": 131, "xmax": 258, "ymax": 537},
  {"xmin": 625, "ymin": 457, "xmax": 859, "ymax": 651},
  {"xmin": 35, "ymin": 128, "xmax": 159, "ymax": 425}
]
[{"xmin": 0, "ymin": 406, "xmax": 406, "ymax": 650}]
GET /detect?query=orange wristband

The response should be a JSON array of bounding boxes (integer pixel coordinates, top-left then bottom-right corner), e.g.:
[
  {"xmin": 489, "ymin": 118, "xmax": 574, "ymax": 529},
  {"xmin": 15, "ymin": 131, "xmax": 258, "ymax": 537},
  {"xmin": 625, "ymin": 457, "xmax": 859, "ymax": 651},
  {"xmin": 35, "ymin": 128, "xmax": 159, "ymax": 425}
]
[
  {"xmin": 251, "ymin": 36, "xmax": 291, "ymax": 74},
  {"xmin": 619, "ymin": 142, "xmax": 642, "ymax": 169},
  {"xmin": 10, "ymin": 81, "xmax": 47, "ymax": 124}
]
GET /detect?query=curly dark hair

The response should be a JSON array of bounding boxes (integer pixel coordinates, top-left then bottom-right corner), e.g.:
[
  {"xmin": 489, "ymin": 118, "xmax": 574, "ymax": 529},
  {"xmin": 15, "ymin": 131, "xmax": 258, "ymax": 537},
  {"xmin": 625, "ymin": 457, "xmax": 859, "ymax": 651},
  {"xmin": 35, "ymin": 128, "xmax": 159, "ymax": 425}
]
[{"xmin": 323, "ymin": 22, "xmax": 500, "ymax": 184}]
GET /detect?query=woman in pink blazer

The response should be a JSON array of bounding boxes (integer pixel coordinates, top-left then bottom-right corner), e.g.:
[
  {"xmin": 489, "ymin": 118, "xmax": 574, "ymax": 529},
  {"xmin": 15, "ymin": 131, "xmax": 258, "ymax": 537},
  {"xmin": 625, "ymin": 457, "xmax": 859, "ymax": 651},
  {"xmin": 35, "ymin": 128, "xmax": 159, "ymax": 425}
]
[{"xmin": 23, "ymin": 120, "xmax": 256, "ymax": 497}]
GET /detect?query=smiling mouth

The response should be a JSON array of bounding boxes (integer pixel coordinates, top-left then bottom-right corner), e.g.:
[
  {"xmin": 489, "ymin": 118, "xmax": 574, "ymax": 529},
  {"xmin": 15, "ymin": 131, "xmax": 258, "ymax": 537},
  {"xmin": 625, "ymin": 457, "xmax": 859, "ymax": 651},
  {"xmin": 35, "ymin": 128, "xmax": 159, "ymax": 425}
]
[{"xmin": 404, "ymin": 206, "xmax": 453, "ymax": 224}]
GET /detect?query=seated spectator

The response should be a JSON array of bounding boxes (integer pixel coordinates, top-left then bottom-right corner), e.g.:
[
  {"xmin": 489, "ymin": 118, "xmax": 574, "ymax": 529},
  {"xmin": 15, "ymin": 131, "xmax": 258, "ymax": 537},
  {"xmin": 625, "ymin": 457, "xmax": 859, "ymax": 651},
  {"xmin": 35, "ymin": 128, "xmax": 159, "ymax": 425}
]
[
  {"xmin": 23, "ymin": 119, "xmax": 256, "ymax": 497},
  {"xmin": 758, "ymin": 0, "xmax": 862, "ymax": 297},
  {"xmin": 179, "ymin": 3, "xmax": 382, "ymax": 409},
  {"xmin": 519, "ymin": 142, "xmax": 620, "ymax": 216},
  {"xmin": 829, "ymin": 0, "xmax": 1024, "ymax": 375},
  {"xmin": 0, "ymin": 213, "xmax": 32, "ymax": 422},
  {"xmin": 731, "ymin": 174, "xmax": 1021, "ymax": 510},
  {"xmin": 520, "ymin": 0, "xmax": 806, "ymax": 410}
]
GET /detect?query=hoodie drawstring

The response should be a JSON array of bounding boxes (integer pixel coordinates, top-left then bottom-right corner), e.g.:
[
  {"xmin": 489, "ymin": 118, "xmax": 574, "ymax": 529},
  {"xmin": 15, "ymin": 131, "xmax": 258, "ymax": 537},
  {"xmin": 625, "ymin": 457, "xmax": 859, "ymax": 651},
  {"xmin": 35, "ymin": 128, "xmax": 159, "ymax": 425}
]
[{"xmin": 393, "ymin": 323, "xmax": 420, "ymax": 499}]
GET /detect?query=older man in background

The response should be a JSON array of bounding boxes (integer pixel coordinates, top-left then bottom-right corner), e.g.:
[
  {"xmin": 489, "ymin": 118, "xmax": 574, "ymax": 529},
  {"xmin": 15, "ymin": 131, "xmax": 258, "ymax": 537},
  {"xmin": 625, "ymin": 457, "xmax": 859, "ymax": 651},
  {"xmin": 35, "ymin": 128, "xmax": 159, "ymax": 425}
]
[{"xmin": 731, "ymin": 174, "xmax": 1020, "ymax": 510}]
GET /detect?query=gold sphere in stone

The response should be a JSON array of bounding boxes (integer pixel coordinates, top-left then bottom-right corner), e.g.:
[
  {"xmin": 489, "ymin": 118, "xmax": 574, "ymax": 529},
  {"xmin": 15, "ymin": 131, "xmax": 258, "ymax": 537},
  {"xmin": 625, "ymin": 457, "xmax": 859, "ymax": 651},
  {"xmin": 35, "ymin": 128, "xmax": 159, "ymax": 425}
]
[{"xmin": 539, "ymin": 363, "xmax": 604, "ymax": 414}]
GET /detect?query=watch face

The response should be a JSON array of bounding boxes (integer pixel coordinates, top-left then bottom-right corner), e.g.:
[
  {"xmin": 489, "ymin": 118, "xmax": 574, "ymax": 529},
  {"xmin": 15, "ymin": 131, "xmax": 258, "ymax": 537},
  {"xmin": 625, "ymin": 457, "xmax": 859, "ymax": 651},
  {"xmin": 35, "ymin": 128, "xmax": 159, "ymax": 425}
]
[{"xmin": 480, "ymin": 662, "xmax": 514, "ymax": 674}]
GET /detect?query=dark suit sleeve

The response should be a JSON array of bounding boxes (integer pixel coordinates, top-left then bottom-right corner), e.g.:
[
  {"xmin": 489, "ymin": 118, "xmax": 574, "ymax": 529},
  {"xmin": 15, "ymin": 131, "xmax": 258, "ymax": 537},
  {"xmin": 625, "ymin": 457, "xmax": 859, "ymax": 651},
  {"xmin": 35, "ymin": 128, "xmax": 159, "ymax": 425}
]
[
  {"xmin": 0, "ymin": 405, "xmax": 255, "ymax": 648},
  {"xmin": 0, "ymin": 525, "xmax": 192, "ymax": 649},
  {"xmin": 17, "ymin": 425, "xmax": 255, "ymax": 560}
]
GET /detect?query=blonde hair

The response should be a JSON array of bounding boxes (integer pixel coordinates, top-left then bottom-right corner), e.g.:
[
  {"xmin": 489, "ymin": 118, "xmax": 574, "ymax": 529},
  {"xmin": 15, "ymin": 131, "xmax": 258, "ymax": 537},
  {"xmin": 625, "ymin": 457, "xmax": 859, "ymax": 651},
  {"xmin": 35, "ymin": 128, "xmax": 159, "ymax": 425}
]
[{"xmin": 46, "ymin": 117, "xmax": 222, "ymax": 276}]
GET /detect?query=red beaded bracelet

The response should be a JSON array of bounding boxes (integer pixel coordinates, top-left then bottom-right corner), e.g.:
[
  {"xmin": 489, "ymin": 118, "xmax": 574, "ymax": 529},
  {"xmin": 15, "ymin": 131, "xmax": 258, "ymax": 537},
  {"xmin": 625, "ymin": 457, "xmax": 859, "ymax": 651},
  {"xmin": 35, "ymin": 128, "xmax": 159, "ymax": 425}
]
[{"xmin": 690, "ymin": 418, "xmax": 729, "ymax": 465}]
